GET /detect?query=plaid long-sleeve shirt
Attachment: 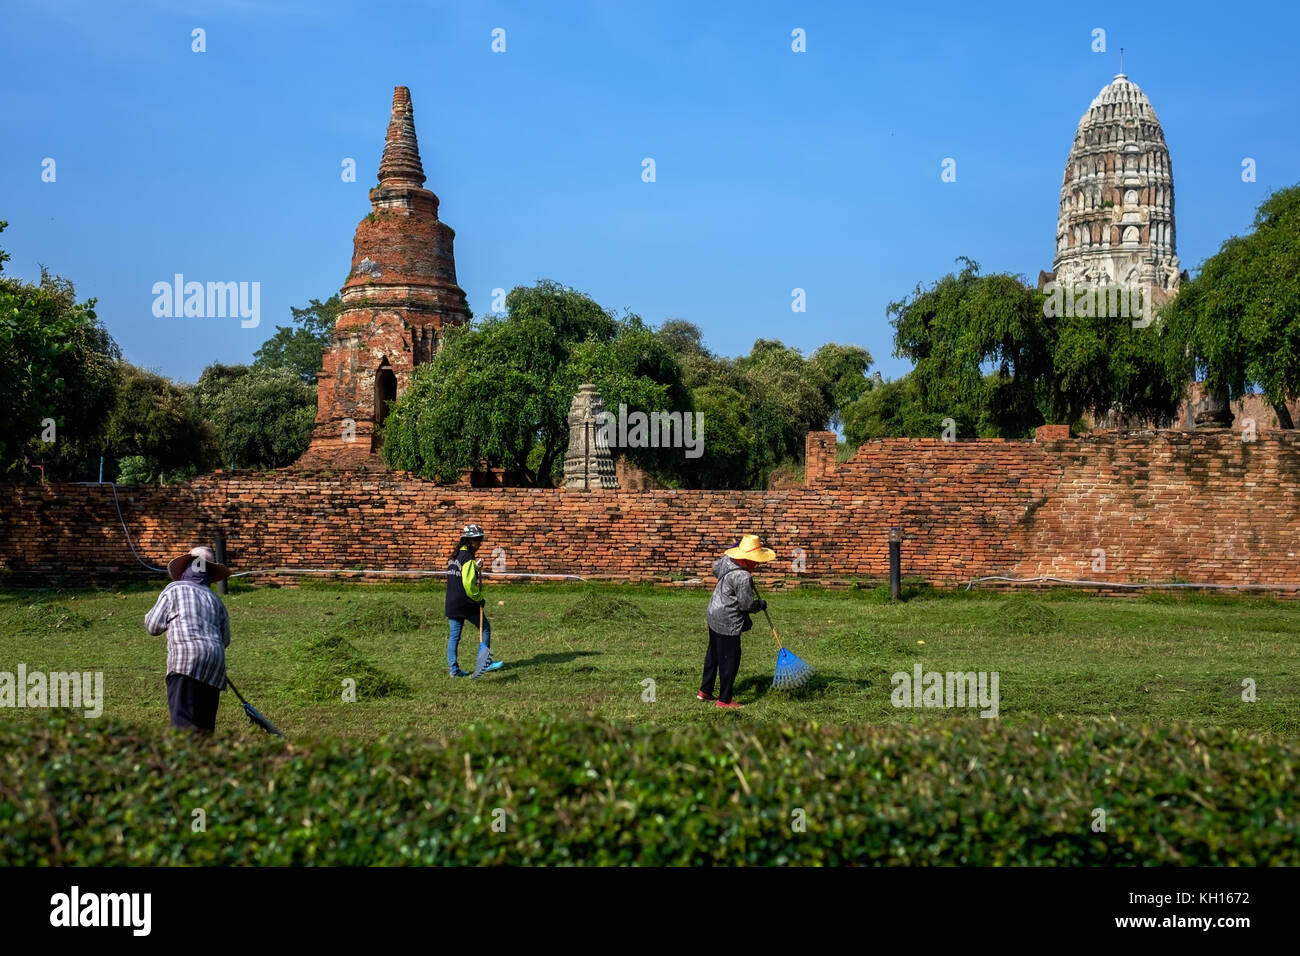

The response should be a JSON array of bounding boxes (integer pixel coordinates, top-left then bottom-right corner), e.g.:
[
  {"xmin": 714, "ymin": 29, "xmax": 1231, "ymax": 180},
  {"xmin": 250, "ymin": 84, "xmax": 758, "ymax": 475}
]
[{"xmin": 144, "ymin": 581, "xmax": 231, "ymax": 689}]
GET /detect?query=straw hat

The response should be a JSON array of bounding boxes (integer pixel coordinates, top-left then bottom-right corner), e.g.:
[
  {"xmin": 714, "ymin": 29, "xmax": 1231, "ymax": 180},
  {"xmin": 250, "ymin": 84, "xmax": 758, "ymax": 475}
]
[
  {"xmin": 167, "ymin": 546, "xmax": 231, "ymax": 583},
  {"xmin": 725, "ymin": 534, "xmax": 776, "ymax": 563}
]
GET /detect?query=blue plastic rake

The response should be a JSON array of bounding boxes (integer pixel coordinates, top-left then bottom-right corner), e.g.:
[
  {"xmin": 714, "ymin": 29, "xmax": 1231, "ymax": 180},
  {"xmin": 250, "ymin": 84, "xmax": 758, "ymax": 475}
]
[
  {"xmin": 762, "ymin": 606, "xmax": 815, "ymax": 690},
  {"xmin": 471, "ymin": 642, "xmax": 504, "ymax": 679},
  {"xmin": 470, "ymin": 607, "xmax": 505, "ymax": 679},
  {"xmin": 225, "ymin": 676, "xmax": 284, "ymax": 737}
]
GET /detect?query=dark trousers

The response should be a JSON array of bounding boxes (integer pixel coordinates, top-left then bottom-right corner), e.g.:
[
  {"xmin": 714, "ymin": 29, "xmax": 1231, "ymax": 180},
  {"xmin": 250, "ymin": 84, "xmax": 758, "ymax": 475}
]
[
  {"xmin": 701, "ymin": 628, "xmax": 742, "ymax": 703},
  {"xmin": 166, "ymin": 673, "xmax": 220, "ymax": 733}
]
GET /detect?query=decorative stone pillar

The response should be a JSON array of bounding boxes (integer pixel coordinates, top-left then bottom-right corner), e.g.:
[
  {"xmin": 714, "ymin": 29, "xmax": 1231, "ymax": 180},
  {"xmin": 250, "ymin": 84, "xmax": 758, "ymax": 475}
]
[
  {"xmin": 1194, "ymin": 389, "xmax": 1234, "ymax": 428},
  {"xmin": 563, "ymin": 384, "xmax": 619, "ymax": 490}
]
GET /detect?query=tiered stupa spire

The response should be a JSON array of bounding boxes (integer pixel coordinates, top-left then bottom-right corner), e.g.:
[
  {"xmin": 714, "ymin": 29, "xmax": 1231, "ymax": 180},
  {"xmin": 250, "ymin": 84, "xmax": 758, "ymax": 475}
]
[
  {"xmin": 298, "ymin": 86, "xmax": 471, "ymax": 470},
  {"xmin": 1050, "ymin": 72, "xmax": 1181, "ymax": 299},
  {"xmin": 378, "ymin": 86, "xmax": 427, "ymax": 187}
]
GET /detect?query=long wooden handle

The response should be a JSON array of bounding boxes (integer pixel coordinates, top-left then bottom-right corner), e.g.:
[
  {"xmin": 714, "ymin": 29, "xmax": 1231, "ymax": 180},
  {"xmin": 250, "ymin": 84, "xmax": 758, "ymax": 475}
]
[
  {"xmin": 754, "ymin": 586, "xmax": 783, "ymax": 650},
  {"xmin": 763, "ymin": 607, "xmax": 784, "ymax": 650}
]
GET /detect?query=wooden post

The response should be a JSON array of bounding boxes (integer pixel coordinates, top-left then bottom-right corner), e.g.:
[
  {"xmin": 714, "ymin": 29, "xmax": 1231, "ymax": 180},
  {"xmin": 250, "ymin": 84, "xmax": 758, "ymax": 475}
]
[
  {"xmin": 214, "ymin": 529, "xmax": 228, "ymax": 595},
  {"xmin": 889, "ymin": 527, "xmax": 902, "ymax": 600}
]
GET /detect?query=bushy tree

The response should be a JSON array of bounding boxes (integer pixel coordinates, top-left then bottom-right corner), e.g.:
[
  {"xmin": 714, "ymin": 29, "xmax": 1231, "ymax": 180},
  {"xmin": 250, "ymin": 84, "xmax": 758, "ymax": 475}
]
[
  {"xmin": 193, "ymin": 364, "xmax": 315, "ymax": 469},
  {"xmin": 0, "ymin": 221, "xmax": 121, "ymax": 479},
  {"xmin": 253, "ymin": 295, "xmax": 341, "ymax": 384},
  {"xmin": 102, "ymin": 363, "xmax": 214, "ymax": 483},
  {"xmin": 1160, "ymin": 185, "xmax": 1300, "ymax": 427},
  {"xmin": 652, "ymin": 328, "xmax": 872, "ymax": 488},
  {"xmin": 382, "ymin": 281, "xmax": 688, "ymax": 486},
  {"xmin": 889, "ymin": 257, "xmax": 1184, "ymax": 437}
]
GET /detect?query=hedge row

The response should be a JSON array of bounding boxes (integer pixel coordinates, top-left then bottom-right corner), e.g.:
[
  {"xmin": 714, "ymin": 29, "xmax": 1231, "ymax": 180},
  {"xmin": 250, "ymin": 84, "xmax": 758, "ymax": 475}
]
[{"xmin": 2, "ymin": 713, "xmax": 1296, "ymax": 865}]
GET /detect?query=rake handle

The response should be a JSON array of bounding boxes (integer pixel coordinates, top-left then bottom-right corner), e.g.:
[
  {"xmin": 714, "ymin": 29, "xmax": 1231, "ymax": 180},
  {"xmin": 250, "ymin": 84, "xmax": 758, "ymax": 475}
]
[
  {"xmin": 763, "ymin": 608, "xmax": 785, "ymax": 650},
  {"xmin": 225, "ymin": 675, "xmax": 246, "ymax": 704},
  {"xmin": 753, "ymin": 585, "xmax": 783, "ymax": 650}
]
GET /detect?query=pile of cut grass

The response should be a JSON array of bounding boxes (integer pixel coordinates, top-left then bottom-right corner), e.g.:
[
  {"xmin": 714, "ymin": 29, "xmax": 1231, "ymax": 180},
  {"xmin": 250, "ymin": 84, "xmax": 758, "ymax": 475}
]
[
  {"xmin": 290, "ymin": 631, "xmax": 412, "ymax": 702},
  {"xmin": 998, "ymin": 597, "xmax": 1062, "ymax": 633},
  {"xmin": 560, "ymin": 588, "xmax": 648, "ymax": 626},
  {"xmin": 4, "ymin": 601, "xmax": 92, "ymax": 634},
  {"xmin": 329, "ymin": 597, "xmax": 426, "ymax": 634}
]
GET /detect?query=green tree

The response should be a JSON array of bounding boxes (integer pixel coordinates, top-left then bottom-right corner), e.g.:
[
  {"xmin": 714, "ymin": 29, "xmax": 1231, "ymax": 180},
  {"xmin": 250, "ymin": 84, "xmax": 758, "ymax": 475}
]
[
  {"xmin": 570, "ymin": 318, "xmax": 693, "ymax": 484},
  {"xmin": 1160, "ymin": 185, "xmax": 1300, "ymax": 427},
  {"xmin": 685, "ymin": 384, "xmax": 752, "ymax": 488},
  {"xmin": 0, "ymin": 222, "xmax": 121, "ymax": 478},
  {"xmin": 890, "ymin": 257, "xmax": 1184, "ymax": 437},
  {"xmin": 253, "ymin": 295, "xmax": 341, "ymax": 384},
  {"xmin": 193, "ymin": 364, "xmax": 316, "ymax": 469},
  {"xmin": 382, "ymin": 281, "xmax": 683, "ymax": 486},
  {"xmin": 808, "ymin": 343, "xmax": 873, "ymax": 427},
  {"xmin": 102, "ymin": 363, "xmax": 214, "ymax": 483},
  {"xmin": 842, "ymin": 374, "xmax": 932, "ymax": 442},
  {"xmin": 652, "ymin": 326, "xmax": 873, "ymax": 488}
]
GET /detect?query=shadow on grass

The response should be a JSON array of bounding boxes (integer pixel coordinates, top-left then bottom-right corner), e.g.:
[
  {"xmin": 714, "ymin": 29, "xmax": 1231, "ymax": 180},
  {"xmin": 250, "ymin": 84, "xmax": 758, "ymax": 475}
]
[
  {"xmin": 732, "ymin": 671, "xmax": 872, "ymax": 701},
  {"xmin": 503, "ymin": 650, "xmax": 602, "ymax": 670}
]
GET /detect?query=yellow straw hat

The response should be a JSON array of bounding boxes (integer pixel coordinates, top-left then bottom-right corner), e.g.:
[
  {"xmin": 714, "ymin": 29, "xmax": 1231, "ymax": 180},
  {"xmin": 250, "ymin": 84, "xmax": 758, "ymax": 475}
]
[{"xmin": 725, "ymin": 534, "xmax": 776, "ymax": 563}]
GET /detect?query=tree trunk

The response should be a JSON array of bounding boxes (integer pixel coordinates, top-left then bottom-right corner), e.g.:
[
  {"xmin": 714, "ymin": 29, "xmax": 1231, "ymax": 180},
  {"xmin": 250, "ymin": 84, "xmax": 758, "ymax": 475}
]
[
  {"xmin": 537, "ymin": 438, "xmax": 561, "ymax": 488},
  {"xmin": 1272, "ymin": 401, "xmax": 1295, "ymax": 430}
]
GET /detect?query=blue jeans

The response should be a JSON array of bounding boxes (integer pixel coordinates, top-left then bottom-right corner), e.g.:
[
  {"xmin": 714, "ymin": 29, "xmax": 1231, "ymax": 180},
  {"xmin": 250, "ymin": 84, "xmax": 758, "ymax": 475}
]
[{"xmin": 447, "ymin": 614, "xmax": 490, "ymax": 672}]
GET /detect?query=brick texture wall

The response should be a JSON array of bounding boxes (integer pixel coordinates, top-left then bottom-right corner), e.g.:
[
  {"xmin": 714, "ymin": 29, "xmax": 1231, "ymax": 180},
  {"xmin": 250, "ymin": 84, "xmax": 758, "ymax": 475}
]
[{"xmin": 2, "ymin": 430, "xmax": 1298, "ymax": 589}]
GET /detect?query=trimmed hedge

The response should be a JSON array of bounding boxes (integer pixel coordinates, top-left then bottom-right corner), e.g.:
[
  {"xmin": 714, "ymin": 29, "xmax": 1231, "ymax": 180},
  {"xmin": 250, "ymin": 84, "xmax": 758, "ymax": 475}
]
[{"xmin": 1, "ymin": 713, "xmax": 1296, "ymax": 865}]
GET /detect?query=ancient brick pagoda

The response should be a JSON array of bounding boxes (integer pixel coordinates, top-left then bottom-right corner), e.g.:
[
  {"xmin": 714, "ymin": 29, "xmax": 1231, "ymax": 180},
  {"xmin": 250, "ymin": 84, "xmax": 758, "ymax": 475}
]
[{"xmin": 299, "ymin": 86, "xmax": 471, "ymax": 469}]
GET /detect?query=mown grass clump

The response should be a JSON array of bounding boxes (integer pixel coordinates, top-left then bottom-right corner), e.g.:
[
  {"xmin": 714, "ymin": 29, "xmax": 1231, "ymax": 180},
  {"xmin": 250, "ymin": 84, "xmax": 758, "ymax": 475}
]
[
  {"xmin": 329, "ymin": 598, "xmax": 426, "ymax": 634},
  {"xmin": 2, "ymin": 712, "xmax": 1295, "ymax": 866},
  {"xmin": 998, "ymin": 597, "xmax": 1061, "ymax": 633},
  {"xmin": 3, "ymin": 601, "xmax": 92, "ymax": 634},
  {"xmin": 290, "ymin": 631, "xmax": 412, "ymax": 702},
  {"xmin": 561, "ymin": 588, "xmax": 648, "ymax": 626}
]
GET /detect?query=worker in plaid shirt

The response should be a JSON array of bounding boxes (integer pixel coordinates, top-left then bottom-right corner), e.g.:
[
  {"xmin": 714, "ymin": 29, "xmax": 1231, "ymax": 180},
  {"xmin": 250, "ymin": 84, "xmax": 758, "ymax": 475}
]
[{"xmin": 145, "ymin": 546, "xmax": 233, "ymax": 733}]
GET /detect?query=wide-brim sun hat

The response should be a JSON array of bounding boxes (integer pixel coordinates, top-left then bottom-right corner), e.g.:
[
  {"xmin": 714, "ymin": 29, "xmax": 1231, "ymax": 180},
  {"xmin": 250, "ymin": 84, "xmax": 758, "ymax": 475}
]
[
  {"xmin": 725, "ymin": 534, "xmax": 776, "ymax": 563},
  {"xmin": 461, "ymin": 524, "xmax": 486, "ymax": 540},
  {"xmin": 167, "ymin": 546, "xmax": 231, "ymax": 583}
]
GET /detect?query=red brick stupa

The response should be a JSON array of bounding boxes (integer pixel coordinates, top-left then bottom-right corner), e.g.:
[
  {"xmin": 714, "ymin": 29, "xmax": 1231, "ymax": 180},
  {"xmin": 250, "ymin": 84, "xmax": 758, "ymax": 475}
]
[{"xmin": 299, "ymin": 86, "xmax": 471, "ymax": 469}]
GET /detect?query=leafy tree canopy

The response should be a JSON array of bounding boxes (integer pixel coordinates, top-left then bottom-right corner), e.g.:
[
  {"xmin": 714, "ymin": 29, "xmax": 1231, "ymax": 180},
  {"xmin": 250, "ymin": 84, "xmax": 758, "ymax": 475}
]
[
  {"xmin": 1160, "ymin": 185, "xmax": 1300, "ymax": 427},
  {"xmin": 887, "ymin": 257, "xmax": 1184, "ymax": 438},
  {"xmin": 382, "ymin": 281, "xmax": 683, "ymax": 485},
  {"xmin": 0, "ymin": 221, "xmax": 121, "ymax": 478},
  {"xmin": 102, "ymin": 363, "xmax": 214, "ymax": 482},
  {"xmin": 252, "ymin": 295, "xmax": 341, "ymax": 384},
  {"xmin": 194, "ymin": 363, "xmax": 315, "ymax": 469}
]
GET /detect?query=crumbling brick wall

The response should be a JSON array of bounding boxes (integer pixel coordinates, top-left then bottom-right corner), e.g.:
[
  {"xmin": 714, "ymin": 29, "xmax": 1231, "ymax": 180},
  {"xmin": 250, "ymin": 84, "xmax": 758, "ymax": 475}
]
[{"xmin": 3, "ymin": 430, "xmax": 1297, "ymax": 589}]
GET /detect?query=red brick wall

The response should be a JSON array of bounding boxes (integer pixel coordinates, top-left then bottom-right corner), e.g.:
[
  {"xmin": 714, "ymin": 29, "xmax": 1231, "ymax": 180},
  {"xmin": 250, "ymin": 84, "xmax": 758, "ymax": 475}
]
[{"xmin": 3, "ymin": 430, "xmax": 1298, "ymax": 589}]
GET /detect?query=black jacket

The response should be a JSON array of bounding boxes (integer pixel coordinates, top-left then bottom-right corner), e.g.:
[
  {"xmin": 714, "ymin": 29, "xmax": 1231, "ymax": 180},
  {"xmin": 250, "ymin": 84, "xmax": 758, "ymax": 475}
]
[{"xmin": 444, "ymin": 547, "xmax": 485, "ymax": 620}]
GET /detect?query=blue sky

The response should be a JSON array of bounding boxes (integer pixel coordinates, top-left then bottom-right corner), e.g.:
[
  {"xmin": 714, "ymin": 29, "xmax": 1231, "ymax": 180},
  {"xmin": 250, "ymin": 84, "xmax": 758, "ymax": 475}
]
[{"xmin": 2, "ymin": 0, "xmax": 1297, "ymax": 384}]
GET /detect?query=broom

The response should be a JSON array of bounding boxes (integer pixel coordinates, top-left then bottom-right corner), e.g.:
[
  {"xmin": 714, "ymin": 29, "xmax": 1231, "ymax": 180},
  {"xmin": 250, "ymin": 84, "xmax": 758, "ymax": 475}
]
[
  {"xmin": 225, "ymin": 676, "xmax": 284, "ymax": 737},
  {"xmin": 756, "ymin": 590, "xmax": 815, "ymax": 690},
  {"xmin": 471, "ymin": 605, "xmax": 504, "ymax": 679}
]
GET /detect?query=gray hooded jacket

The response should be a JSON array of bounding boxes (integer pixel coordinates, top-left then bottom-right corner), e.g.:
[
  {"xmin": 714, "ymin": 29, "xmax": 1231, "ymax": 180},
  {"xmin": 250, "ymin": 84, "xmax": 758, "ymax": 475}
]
[{"xmin": 707, "ymin": 556, "xmax": 762, "ymax": 636}]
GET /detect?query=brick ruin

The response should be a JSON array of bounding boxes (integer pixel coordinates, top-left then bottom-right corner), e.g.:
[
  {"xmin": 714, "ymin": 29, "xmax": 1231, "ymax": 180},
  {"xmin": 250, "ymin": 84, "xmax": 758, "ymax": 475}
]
[
  {"xmin": 4, "ymin": 430, "xmax": 1299, "ymax": 591},
  {"xmin": 8, "ymin": 81, "xmax": 1293, "ymax": 592},
  {"xmin": 298, "ymin": 86, "xmax": 470, "ymax": 470}
]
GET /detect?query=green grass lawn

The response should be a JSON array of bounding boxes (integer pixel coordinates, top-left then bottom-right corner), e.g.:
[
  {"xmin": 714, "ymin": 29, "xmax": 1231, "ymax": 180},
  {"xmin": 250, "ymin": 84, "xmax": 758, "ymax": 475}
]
[{"xmin": 3, "ymin": 581, "xmax": 1296, "ymax": 740}]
